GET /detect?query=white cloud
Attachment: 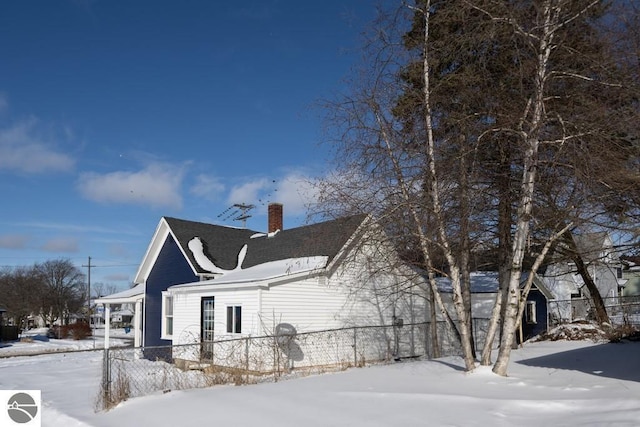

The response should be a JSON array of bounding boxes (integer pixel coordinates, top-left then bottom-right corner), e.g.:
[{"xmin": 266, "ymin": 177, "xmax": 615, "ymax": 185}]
[
  {"xmin": 190, "ymin": 174, "xmax": 225, "ymax": 201},
  {"xmin": 227, "ymin": 178, "xmax": 270, "ymax": 205},
  {"xmin": 102, "ymin": 273, "xmax": 131, "ymax": 282},
  {"xmin": 0, "ymin": 118, "xmax": 75, "ymax": 173},
  {"xmin": 273, "ymin": 173, "xmax": 319, "ymax": 216},
  {"xmin": 41, "ymin": 237, "xmax": 79, "ymax": 253},
  {"xmin": 10, "ymin": 221, "xmax": 140, "ymax": 236},
  {"xmin": 77, "ymin": 163, "xmax": 185, "ymax": 209},
  {"xmin": 225, "ymin": 172, "xmax": 320, "ymax": 218},
  {"xmin": 0, "ymin": 234, "xmax": 30, "ymax": 249}
]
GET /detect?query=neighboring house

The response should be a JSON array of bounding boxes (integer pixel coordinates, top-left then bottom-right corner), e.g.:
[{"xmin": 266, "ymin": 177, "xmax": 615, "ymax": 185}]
[
  {"xmin": 621, "ymin": 256, "xmax": 640, "ymax": 296},
  {"xmin": 540, "ymin": 232, "xmax": 627, "ymax": 322},
  {"xmin": 98, "ymin": 204, "xmax": 427, "ymax": 359},
  {"xmin": 573, "ymin": 232, "xmax": 627, "ymax": 299},
  {"xmin": 110, "ymin": 306, "xmax": 134, "ymax": 327},
  {"xmin": 435, "ymin": 271, "xmax": 554, "ymax": 342}
]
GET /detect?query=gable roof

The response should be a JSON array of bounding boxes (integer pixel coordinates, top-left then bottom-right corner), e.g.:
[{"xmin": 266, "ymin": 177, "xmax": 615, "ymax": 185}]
[
  {"xmin": 240, "ymin": 214, "xmax": 368, "ymax": 269},
  {"xmin": 164, "ymin": 217, "xmax": 258, "ymax": 272},
  {"xmin": 573, "ymin": 232, "xmax": 612, "ymax": 262},
  {"xmin": 136, "ymin": 213, "xmax": 369, "ymax": 282}
]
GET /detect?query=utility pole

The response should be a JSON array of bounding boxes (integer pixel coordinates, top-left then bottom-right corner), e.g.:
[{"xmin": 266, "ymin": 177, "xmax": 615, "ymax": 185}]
[
  {"xmin": 83, "ymin": 256, "xmax": 92, "ymax": 324},
  {"xmin": 82, "ymin": 256, "xmax": 95, "ymax": 348}
]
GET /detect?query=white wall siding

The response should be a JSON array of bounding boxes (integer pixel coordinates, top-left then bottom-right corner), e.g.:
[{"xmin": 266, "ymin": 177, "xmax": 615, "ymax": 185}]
[
  {"xmin": 259, "ymin": 276, "xmax": 348, "ymax": 334},
  {"xmin": 171, "ymin": 288, "xmax": 260, "ymax": 346}
]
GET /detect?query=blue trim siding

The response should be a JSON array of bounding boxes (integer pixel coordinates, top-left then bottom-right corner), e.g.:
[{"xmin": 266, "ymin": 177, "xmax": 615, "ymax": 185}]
[
  {"xmin": 521, "ymin": 288, "xmax": 548, "ymax": 341},
  {"xmin": 144, "ymin": 236, "xmax": 198, "ymax": 347}
]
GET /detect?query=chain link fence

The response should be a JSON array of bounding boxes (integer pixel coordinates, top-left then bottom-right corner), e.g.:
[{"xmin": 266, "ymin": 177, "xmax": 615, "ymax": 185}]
[
  {"xmin": 548, "ymin": 296, "xmax": 640, "ymax": 328},
  {"xmin": 99, "ymin": 319, "xmax": 491, "ymax": 410}
]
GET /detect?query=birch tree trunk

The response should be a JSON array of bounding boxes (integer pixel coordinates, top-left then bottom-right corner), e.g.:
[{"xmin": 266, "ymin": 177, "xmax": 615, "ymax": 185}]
[
  {"xmin": 419, "ymin": 0, "xmax": 476, "ymax": 371},
  {"xmin": 492, "ymin": 0, "xmax": 555, "ymax": 376}
]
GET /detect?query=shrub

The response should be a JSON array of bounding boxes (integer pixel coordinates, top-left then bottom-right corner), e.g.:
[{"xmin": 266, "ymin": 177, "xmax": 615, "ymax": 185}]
[{"xmin": 63, "ymin": 322, "xmax": 92, "ymax": 340}]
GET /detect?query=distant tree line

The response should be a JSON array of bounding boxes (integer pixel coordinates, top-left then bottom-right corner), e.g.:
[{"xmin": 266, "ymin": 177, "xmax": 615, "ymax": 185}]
[{"xmin": 0, "ymin": 259, "xmax": 86, "ymax": 329}]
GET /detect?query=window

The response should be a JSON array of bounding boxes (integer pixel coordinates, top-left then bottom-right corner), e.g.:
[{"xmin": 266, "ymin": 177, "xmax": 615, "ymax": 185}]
[
  {"xmin": 526, "ymin": 301, "xmax": 537, "ymax": 324},
  {"xmin": 161, "ymin": 292, "xmax": 173, "ymax": 339},
  {"xmin": 617, "ymin": 267, "xmax": 623, "ymax": 279},
  {"xmin": 201, "ymin": 297, "xmax": 215, "ymax": 360},
  {"xmin": 226, "ymin": 306, "xmax": 242, "ymax": 334}
]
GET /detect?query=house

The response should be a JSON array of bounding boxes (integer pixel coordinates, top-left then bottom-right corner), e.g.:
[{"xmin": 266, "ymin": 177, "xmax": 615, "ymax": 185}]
[
  {"xmin": 98, "ymin": 204, "xmax": 428, "ymax": 359},
  {"xmin": 621, "ymin": 256, "xmax": 640, "ymax": 296},
  {"xmin": 435, "ymin": 271, "xmax": 554, "ymax": 343},
  {"xmin": 540, "ymin": 232, "xmax": 627, "ymax": 322},
  {"xmin": 110, "ymin": 306, "xmax": 134, "ymax": 327}
]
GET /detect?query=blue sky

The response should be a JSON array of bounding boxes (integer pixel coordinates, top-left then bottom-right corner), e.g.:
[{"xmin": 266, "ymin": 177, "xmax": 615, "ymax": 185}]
[{"xmin": 0, "ymin": 0, "xmax": 385, "ymax": 291}]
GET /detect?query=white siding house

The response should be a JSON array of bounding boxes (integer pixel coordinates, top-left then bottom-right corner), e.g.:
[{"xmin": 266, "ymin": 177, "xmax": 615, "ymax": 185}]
[{"xmin": 165, "ymin": 232, "xmax": 428, "ymax": 367}]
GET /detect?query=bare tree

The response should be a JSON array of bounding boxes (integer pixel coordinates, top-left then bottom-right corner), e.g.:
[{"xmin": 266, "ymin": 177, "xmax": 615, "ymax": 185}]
[
  {"xmin": 317, "ymin": 0, "xmax": 638, "ymax": 375},
  {"xmin": 33, "ymin": 259, "xmax": 86, "ymax": 326},
  {"xmin": 0, "ymin": 267, "xmax": 43, "ymax": 330},
  {"xmin": 92, "ymin": 282, "xmax": 118, "ymax": 299}
]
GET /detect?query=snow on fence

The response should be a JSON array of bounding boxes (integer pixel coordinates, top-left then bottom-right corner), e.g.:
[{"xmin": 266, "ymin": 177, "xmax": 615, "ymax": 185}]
[{"xmin": 98, "ymin": 320, "xmax": 491, "ymax": 410}]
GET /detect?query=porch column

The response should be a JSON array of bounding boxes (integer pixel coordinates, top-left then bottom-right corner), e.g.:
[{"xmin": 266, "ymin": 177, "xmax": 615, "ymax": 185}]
[
  {"xmin": 104, "ymin": 304, "xmax": 111, "ymax": 349},
  {"xmin": 134, "ymin": 299, "xmax": 142, "ymax": 348}
]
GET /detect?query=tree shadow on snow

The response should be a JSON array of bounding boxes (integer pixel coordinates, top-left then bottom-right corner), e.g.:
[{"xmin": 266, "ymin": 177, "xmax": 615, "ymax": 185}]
[
  {"xmin": 516, "ymin": 341, "xmax": 640, "ymax": 383},
  {"xmin": 432, "ymin": 359, "xmax": 466, "ymax": 372}
]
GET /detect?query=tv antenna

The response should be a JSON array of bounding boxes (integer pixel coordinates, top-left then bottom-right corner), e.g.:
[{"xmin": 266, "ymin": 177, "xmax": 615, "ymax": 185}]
[{"xmin": 217, "ymin": 203, "xmax": 255, "ymax": 228}]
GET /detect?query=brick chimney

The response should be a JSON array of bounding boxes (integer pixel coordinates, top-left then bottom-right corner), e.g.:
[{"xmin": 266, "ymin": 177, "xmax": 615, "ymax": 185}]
[{"xmin": 268, "ymin": 203, "xmax": 283, "ymax": 233}]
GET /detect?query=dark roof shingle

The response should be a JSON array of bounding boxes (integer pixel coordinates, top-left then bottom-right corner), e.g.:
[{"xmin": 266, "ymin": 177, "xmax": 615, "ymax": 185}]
[{"xmin": 164, "ymin": 214, "xmax": 367, "ymax": 274}]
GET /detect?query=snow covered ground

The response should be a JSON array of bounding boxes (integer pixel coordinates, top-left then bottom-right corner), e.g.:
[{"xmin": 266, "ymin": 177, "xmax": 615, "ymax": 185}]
[
  {"xmin": 0, "ymin": 328, "xmax": 132, "ymax": 357},
  {"xmin": 1, "ymin": 332, "xmax": 639, "ymax": 426}
]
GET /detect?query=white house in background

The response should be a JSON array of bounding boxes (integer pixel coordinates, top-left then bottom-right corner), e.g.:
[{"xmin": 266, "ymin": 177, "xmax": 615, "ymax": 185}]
[
  {"xmin": 539, "ymin": 232, "xmax": 627, "ymax": 322},
  {"xmin": 97, "ymin": 203, "xmax": 428, "ymax": 359}
]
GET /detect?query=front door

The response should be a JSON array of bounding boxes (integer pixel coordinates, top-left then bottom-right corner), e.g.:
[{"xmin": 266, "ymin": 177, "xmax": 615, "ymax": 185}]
[{"xmin": 201, "ymin": 297, "xmax": 215, "ymax": 360}]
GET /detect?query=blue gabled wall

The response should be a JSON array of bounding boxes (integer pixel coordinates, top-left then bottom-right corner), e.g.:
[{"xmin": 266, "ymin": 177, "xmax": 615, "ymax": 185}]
[
  {"xmin": 144, "ymin": 236, "xmax": 198, "ymax": 347},
  {"xmin": 521, "ymin": 288, "xmax": 548, "ymax": 341}
]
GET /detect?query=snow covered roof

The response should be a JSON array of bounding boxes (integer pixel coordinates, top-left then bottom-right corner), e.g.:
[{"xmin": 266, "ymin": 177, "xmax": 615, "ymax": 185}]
[
  {"xmin": 436, "ymin": 272, "xmax": 501, "ymax": 293},
  {"xmin": 163, "ymin": 213, "xmax": 368, "ymax": 275},
  {"xmin": 436, "ymin": 271, "xmax": 554, "ymax": 299},
  {"xmin": 96, "ymin": 283, "xmax": 144, "ymax": 304},
  {"xmin": 169, "ymin": 256, "xmax": 329, "ymax": 290},
  {"xmin": 110, "ymin": 308, "xmax": 134, "ymax": 317}
]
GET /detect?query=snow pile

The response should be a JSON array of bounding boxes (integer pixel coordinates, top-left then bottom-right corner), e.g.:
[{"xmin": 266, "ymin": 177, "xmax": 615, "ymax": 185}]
[
  {"xmin": 187, "ymin": 237, "xmax": 247, "ymax": 274},
  {"xmin": 531, "ymin": 321, "xmax": 609, "ymax": 342}
]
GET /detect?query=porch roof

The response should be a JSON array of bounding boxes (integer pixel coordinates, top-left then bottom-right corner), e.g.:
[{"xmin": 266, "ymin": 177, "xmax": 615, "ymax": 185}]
[{"xmin": 96, "ymin": 283, "xmax": 144, "ymax": 305}]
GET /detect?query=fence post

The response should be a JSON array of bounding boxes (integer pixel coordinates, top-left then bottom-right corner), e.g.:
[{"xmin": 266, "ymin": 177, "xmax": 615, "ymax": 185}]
[
  {"xmin": 353, "ymin": 327, "xmax": 357, "ymax": 366},
  {"xmin": 102, "ymin": 348, "xmax": 110, "ymax": 409},
  {"xmin": 244, "ymin": 337, "xmax": 250, "ymax": 384}
]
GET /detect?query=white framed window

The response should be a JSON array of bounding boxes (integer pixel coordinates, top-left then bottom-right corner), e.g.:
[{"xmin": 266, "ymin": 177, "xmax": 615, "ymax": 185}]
[
  {"xmin": 161, "ymin": 292, "xmax": 173, "ymax": 339},
  {"xmin": 226, "ymin": 305, "xmax": 242, "ymax": 334},
  {"xmin": 526, "ymin": 301, "xmax": 537, "ymax": 324}
]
